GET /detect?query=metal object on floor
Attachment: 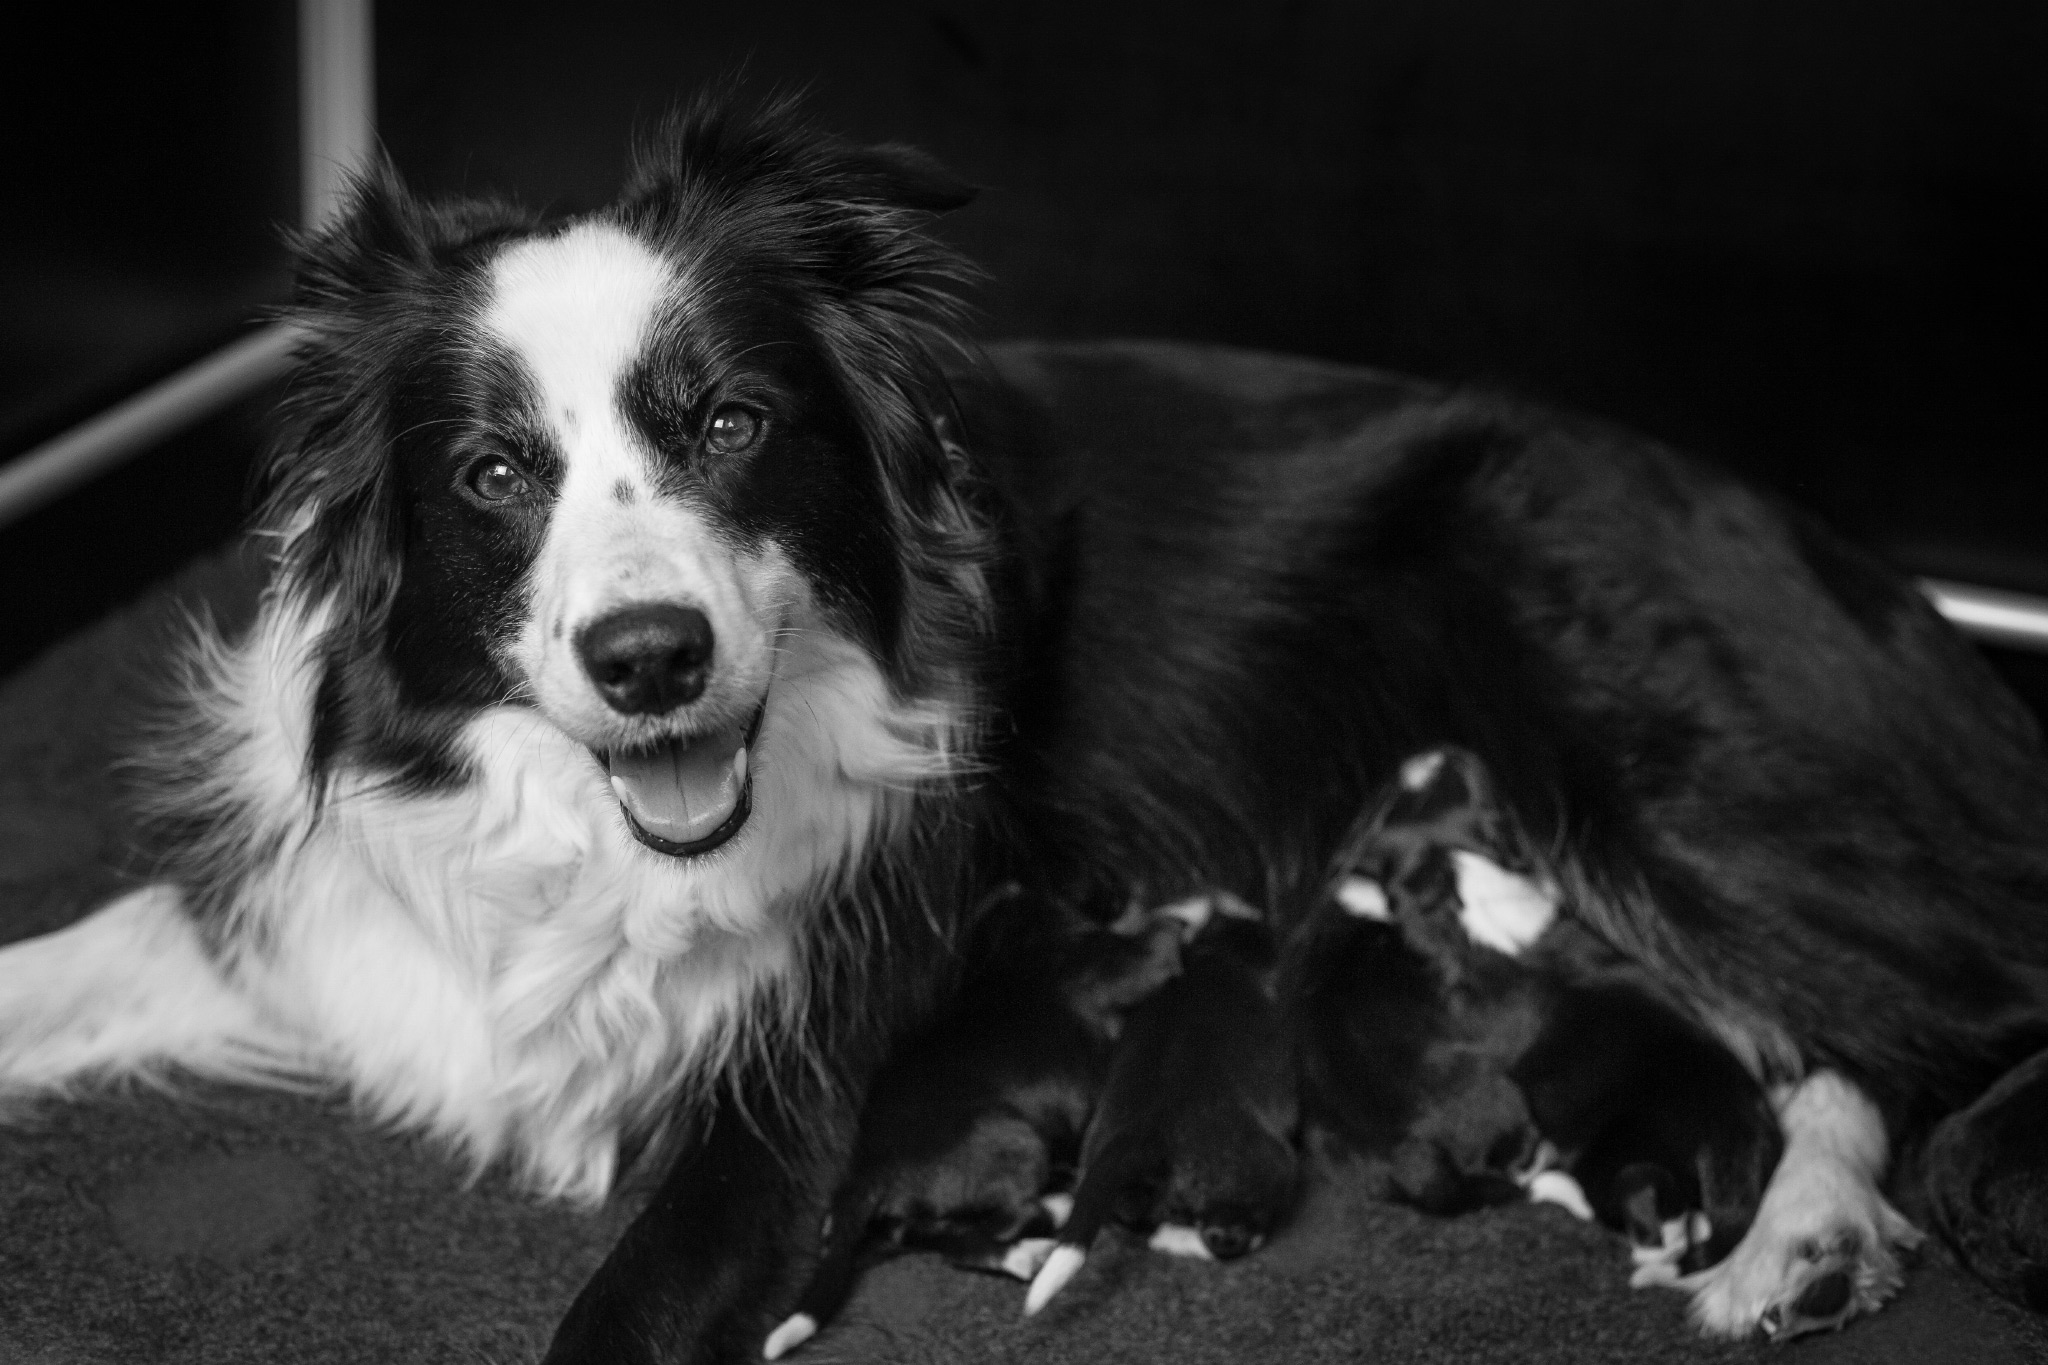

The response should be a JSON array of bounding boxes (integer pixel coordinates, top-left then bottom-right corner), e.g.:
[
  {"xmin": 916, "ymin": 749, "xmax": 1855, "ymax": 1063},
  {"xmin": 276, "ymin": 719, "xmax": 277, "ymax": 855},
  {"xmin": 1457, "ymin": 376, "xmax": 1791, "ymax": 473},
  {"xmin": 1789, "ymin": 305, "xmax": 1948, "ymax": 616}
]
[{"xmin": 1919, "ymin": 580, "xmax": 2048, "ymax": 653}]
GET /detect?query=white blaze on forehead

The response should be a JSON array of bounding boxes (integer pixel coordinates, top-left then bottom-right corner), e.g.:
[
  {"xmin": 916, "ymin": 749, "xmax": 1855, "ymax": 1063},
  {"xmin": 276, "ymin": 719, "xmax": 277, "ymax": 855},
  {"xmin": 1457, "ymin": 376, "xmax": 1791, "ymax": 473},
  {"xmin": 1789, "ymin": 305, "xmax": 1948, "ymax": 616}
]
[
  {"xmin": 489, "ymin": 221, "xmax": 752, "ymax": 742},
  {"xmin": 484, "ymin": 222, "xmax": 674, "ymax": 477}
]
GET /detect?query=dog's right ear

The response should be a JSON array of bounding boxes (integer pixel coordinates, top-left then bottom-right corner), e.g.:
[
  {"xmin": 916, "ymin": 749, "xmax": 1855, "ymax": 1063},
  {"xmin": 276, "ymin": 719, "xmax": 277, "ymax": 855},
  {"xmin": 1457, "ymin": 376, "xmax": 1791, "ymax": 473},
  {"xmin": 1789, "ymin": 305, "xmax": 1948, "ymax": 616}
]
[
  {"xmin": 294, "ymin": 163, "xmax": 535, "ymax": 305},
  {"xmin": 291, "ymin": 162, "xmax": 434, "ymax": 307}
]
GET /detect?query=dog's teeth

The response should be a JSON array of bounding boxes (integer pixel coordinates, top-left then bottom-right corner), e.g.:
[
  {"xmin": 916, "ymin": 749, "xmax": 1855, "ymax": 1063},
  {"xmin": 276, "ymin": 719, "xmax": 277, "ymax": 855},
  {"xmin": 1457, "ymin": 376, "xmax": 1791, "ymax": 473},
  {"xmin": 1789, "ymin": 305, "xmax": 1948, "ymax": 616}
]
[
  {"xmin": 1040, "ymin": 1192, "xmax": 1074, "ymax": 1228},
  {"xmin": 610, "ymin": 775, "xmax": 630, "ymax": 804},
  {"xmin": 733, "ymin": 742, "xmax": 749, "ymax": 787}
]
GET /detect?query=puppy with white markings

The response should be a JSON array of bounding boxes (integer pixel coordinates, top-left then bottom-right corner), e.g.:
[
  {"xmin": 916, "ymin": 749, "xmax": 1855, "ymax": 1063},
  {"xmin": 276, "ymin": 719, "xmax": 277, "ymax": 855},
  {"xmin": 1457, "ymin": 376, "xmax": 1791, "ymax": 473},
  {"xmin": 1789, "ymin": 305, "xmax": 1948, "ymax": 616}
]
[
  {"xmin": 764, "ymin": 888, "xmax": 1183, "ymax": 1359},
  {"xmin": 4, "ymin": 92, "xmax": 2048, "ymax": 1362},
  {"xmin": 1291, "ymin": 748, "xmax": 1787, "ymax": 1292},
  {"xmin": 1025, "ymin": 896, "xmax": 1300, "ymax": 1315}
]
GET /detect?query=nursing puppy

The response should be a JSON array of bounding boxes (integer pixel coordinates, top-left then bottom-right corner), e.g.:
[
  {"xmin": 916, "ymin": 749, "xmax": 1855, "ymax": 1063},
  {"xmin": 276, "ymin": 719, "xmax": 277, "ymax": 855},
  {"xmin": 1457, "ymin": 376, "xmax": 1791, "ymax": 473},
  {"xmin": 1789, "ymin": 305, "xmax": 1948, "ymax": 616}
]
[
  {"xmin": 764, "ymin": 888, "xmax": 1184, "ymax": 1359},
  {"xmin": 1295, "ymin": 749, "xmax": 1788, "ymax": 1308},
  {"xmin": 1, "ymin": 93, "xmax": 2046, "ymax": 1362},
  {"xmin": 1024, "ymin": 898, "xmax": 1301, "ymax": 1316}
]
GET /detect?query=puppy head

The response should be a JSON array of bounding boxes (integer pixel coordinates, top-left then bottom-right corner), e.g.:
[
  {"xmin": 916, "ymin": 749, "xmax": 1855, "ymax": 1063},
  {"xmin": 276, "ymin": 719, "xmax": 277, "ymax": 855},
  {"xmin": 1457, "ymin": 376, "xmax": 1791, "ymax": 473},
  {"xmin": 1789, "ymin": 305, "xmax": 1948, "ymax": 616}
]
[{"xmin": 261, "ymin": 95, "xmax": 989, "ymax": 855}]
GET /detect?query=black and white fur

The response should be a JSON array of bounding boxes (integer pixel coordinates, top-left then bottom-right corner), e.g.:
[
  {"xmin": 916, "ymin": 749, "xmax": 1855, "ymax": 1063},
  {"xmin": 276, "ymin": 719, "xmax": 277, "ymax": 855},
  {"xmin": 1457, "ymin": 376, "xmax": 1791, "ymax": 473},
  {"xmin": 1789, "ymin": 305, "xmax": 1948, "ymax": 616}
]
[
  {"xmin": 1293, "ymin": 748, "xmax": 1789, "ymax": 1309},
  {"xmin": 3, "ymin": 96, "xmax": 2048, "ymax": 1362},
  {"xmin": 762, "ymin": 887, "xmax": 1185, "ymax": 1359},
  {"xmin": 2, "ymin": 102, "xmax": 997, "ymax": 1231}
]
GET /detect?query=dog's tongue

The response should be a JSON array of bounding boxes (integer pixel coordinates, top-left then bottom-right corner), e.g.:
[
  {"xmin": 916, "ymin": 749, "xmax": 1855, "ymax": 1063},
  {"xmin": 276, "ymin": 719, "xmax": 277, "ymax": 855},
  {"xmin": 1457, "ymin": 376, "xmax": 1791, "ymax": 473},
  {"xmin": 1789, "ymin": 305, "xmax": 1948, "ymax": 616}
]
[{"xmin": 607, "ymin": 729, "xmax": 750, "ymax": 846}]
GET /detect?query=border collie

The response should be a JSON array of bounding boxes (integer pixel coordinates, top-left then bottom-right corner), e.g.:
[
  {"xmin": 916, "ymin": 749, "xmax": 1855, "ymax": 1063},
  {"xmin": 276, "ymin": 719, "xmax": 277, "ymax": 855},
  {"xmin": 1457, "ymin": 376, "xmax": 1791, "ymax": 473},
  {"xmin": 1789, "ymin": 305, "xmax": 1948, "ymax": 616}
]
[{"xmin": 3, "ymin": 95, "xmax": 2047, "ymax": 1362}]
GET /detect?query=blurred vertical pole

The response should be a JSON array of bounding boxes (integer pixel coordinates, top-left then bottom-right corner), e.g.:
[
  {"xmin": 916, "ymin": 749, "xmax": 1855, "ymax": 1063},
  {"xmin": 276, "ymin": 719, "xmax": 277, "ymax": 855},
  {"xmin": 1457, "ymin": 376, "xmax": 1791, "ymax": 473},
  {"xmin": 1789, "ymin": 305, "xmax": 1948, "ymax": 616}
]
[
  {"xmin": 0, "ymin": 2, "xmax": 377, "ymax": 527},
  {"xmin": 300, "ymin": 0, "xmax": 376, "ymax": 226}
]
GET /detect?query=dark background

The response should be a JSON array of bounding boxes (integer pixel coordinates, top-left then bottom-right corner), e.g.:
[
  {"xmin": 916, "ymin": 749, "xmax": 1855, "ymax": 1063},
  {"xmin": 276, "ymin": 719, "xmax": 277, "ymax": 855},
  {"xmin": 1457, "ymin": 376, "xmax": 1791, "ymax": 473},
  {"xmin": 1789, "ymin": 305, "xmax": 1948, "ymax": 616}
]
[{"xmin": 2, "ymin": 0, "xmax": 2042, "ymax": 682}]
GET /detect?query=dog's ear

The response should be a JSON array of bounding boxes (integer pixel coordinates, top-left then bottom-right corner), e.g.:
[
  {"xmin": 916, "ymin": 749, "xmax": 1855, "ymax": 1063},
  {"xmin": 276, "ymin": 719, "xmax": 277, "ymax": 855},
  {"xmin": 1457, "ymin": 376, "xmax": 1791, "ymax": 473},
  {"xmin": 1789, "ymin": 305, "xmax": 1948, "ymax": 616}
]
[
  {"xmin": 293, "ymin": 162, "xmax": 429, "ymax": 304},
  {"xmin": 837, "ymin": 141, "xmax": 979, "ymax": 215},
  {"xmin": 262, "ymin": 170, "xmax": 534, "ymax": 654},
  {"xmin": 294, "ymin": 162, "xmax": 532, "ymax": 304}
]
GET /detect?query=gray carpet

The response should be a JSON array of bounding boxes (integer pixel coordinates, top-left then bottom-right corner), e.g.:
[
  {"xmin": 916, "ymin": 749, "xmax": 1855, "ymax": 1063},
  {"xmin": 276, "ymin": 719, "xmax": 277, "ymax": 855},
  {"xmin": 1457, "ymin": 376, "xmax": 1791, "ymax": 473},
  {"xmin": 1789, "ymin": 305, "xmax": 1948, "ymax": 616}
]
[{"xmin": 3, "ymin": 552, "xmax": 2044, "ymax": 1364}]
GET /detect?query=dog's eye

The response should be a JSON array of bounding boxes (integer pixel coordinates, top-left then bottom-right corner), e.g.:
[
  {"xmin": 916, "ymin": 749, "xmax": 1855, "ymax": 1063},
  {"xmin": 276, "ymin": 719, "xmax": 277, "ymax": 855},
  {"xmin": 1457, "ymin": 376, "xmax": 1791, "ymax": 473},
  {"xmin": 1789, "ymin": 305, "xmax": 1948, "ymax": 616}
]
[
  {"xmin": 705, "ymin": 406, "xmax": 760, "ymax": 454},
  {"xmin": 465, "ymin": 457, "xmax": 531, "ymax": 503}
]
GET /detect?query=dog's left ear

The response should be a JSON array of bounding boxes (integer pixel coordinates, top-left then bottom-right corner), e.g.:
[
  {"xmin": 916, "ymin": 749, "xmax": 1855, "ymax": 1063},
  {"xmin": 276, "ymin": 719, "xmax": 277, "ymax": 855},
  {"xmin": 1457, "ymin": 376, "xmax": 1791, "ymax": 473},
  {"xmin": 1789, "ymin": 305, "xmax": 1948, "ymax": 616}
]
[{"xmin": 839, "ymin": 142, "xmax": 979, "ymax": 215}]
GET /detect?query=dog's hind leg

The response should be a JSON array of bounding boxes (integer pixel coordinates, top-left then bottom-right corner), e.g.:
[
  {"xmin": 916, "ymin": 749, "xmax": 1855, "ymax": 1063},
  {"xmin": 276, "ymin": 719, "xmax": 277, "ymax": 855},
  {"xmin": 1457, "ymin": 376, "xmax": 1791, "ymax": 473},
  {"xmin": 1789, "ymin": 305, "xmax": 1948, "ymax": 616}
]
[
  {"xmin": 0, "ymin": 884, "xmax": 298, "ymax": 1110},
  {"xmin": 1923, "ymin": 1045, "xmax": 2048, "ymax": 1313},
  {"xmin": 1678, "ymin": 1070, "xmax": 1922, "ymax": 1340}
]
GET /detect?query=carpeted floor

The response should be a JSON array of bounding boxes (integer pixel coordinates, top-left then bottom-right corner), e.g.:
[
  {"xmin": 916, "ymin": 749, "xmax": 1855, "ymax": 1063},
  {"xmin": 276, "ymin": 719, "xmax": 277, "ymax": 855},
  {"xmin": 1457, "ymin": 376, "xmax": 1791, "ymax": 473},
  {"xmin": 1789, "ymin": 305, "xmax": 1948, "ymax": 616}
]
[{"xmin": 3, "ymin": 551, "xmax": 2045, "ymax": 1365}]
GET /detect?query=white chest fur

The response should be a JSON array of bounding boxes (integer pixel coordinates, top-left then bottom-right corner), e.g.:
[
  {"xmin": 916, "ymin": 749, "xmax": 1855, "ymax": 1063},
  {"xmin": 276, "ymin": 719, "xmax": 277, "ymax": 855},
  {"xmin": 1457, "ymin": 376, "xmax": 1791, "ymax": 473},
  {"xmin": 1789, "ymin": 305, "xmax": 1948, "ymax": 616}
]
[{"xmin": 191, "ymin": 597, "xmax": 957, "ymax": 1204}]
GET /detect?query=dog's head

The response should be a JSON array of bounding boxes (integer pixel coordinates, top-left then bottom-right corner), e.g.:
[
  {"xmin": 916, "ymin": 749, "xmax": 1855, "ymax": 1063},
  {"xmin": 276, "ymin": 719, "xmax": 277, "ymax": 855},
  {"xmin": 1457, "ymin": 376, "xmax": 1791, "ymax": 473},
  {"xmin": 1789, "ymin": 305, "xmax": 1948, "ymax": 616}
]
[{"xmin": 262, "ymin": 95, "xmax": 990, "ymax": 859}]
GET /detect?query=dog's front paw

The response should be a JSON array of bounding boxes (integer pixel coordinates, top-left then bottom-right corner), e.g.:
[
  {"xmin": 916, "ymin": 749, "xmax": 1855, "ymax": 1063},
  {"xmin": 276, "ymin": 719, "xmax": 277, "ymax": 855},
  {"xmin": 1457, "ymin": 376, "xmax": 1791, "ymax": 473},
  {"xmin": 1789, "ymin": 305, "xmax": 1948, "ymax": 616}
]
[
  {"xmin": 1676, "ymin": 1073, "xmax": 1922, "ymax": 1340},
  {"xmin": 1682, "ymin": 1208, "xmax": 1920, "ymax": 1340}
]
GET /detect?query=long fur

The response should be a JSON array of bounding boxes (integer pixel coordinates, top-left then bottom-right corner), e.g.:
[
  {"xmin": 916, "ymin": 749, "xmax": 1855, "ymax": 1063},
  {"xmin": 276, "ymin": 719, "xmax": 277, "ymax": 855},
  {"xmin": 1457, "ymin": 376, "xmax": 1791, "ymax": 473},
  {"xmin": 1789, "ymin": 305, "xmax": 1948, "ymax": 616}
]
[{"xmin": 4, "ymin": 92, "xmax": 2048, "ymax": 1364}]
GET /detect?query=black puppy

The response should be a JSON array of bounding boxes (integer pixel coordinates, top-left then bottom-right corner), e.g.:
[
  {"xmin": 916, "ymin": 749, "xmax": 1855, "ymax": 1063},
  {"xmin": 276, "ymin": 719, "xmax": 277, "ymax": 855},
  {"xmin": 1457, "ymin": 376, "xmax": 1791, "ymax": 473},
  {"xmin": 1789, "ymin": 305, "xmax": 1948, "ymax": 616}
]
[
  {"xmin": 764, "ymin": 888, "xmax": 1185, "ymax": 1358},
  {"xmin": 1024, "ymin": 896, "xmax": 1302, "ymax": 1314},
  {"xmin": 1291, "ymin": 749, "xmax": 1784, "ymax": 1290}
]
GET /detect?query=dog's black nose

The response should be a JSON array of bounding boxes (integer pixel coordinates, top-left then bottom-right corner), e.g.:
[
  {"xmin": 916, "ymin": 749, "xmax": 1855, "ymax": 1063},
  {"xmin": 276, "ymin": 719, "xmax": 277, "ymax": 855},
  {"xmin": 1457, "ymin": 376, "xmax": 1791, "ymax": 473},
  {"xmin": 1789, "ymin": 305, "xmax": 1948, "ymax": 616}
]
[{"xmin": 576, "ymin": 604, "xmax": 714, "ymax": 714}]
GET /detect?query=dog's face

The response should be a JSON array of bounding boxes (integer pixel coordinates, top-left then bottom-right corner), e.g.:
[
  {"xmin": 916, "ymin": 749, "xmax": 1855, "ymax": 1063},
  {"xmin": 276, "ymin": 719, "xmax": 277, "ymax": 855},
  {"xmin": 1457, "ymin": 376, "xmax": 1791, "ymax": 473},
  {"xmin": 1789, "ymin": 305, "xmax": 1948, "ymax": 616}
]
[{"xmin": 267, "ymin": 102, "xmax": 985, "ymax": 858}]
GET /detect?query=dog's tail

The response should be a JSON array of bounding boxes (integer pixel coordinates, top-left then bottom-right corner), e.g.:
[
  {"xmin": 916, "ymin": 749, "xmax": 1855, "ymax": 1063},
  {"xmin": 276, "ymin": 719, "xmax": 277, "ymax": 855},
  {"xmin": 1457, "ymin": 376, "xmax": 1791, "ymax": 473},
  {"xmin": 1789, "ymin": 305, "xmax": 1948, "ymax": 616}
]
[{"xmin": 0, "ymin": 884, "xmax": 300, "ymax": 1113}]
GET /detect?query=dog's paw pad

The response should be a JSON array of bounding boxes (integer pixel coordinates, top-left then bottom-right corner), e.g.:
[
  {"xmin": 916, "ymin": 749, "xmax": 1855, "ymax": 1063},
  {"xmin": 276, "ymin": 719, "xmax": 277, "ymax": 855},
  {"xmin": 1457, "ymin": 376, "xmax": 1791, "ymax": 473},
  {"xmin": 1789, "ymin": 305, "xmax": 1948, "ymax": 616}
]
[{"xmin": 1681, "ymin": 1198, "xmax": 1920, "ymax": 1339}]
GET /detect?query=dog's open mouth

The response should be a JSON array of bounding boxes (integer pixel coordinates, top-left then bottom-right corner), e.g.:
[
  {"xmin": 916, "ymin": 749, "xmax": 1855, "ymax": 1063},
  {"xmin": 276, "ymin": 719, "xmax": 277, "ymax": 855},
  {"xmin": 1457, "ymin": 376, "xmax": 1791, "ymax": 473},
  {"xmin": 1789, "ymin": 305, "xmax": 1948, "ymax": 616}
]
[{"xmin": 602, "ymin": 703, "xmax": 766, "ymax": 858}]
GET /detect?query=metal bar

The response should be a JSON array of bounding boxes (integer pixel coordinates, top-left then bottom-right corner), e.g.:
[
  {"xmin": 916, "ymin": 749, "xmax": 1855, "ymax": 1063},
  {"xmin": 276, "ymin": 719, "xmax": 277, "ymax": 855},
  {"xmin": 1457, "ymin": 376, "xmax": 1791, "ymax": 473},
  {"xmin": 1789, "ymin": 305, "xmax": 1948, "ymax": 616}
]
[
  {"xmin": 0, "ymin": 3, "xmax": 374, "ymax": 530},
  {"xmin": 0, "ymin": 324, "xmax": 299, "ymax": 529},
  {"xmin": 1921, "ymin": 579, "xmax": 2048, "ymax": 653},
  {"xmin": 299, "ymin": 0, "xmax": 377, "ymax": 227}
]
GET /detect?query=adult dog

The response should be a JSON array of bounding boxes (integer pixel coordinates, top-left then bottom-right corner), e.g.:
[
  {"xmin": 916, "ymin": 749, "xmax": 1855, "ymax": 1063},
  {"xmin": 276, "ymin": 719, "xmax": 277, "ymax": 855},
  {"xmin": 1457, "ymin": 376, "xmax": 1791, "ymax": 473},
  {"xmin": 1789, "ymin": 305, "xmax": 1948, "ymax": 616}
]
[{"xmin": 1, "ymin": 95, "xmax": 2045, "ymax": 1362}]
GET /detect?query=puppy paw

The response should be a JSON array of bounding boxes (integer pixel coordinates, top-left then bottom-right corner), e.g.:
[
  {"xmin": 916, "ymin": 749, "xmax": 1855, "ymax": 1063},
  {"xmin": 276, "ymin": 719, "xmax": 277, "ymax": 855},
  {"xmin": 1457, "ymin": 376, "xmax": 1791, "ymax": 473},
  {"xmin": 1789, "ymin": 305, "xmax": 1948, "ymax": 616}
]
[
  {"xmin": 1628, "ymin": 1212, "xmax": 1712, "ymax": 1289},
  {"xmin": 998, "ymin": 1236, "xmax": 1057, "ymax": 1281},
  {"xmin": 1147, "ymin": 1222, "xmax": 1215, "ymax": 1259}
]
